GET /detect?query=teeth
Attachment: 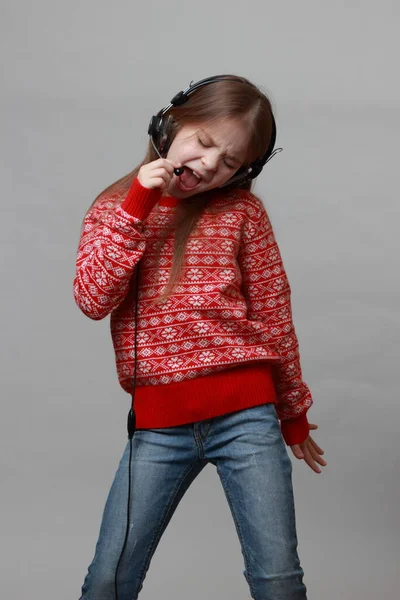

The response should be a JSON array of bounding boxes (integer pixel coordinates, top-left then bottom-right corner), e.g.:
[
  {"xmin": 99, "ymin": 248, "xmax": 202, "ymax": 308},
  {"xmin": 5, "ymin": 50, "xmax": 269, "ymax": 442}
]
[{"xmin": 192, "ymin": 169, "xmax": 202, "ymax": 179}]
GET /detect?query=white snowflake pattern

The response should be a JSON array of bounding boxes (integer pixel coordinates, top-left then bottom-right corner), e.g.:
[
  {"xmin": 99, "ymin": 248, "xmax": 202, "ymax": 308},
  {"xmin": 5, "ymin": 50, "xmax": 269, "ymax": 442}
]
[
  {"xmin": 166, "ymin": 356, "xmax": 184, "ymax": 369},
  {"xmin": 232, "ymin": 348, "xmax": 246, "ymax": 359},
  {"xmin": 221, "ymin": 214, "xmax": 238, "ymax": 225},
  {"xmin": 219, "ymin": 269, "xmax": 233, "ymax": 282},
  {"xmin": 188, "ymin": 295, "xmax": 206, "ymax": 308},
  {"xmin": 193, "ymin": 322, "xmax": 211, "ymax": 335},
  {"xmin": 94, "ymin": 271, "xmax": 108, "ymax": 287},
  {"xmin": 198, "ymin": 351, "xmax": 217, "ymax": 364},
  {"xmin": 136, "ymin": 331, "xmax": 150, "ymax": 344},
  {"xmin": 187, "ymin": 239, "xmax": 203, "ymax": 252},
  {"xmin": 161, "ymin": 327, "xmax": 178, "ymax": 341},
  {"xmin": 186, "ymin": 268, "xmax": 203, "ymax": 282}
]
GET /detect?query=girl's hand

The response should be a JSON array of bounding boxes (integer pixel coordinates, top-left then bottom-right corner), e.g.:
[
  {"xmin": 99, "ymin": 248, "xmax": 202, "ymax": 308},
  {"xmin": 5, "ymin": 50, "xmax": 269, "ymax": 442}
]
[
  {"xmin": 290, "ymin": 423, "xmax": 327, "ymax": 473},
  {"xmin": 137, "ymin": 158, "xmax": 182, "ymax": 191}
]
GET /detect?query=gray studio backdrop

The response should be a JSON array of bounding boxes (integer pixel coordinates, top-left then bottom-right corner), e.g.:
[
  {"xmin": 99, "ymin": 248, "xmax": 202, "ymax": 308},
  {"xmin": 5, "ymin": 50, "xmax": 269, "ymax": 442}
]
[{"xmin": 1, "ymin": 1, "xmax": 398, "ymax": 599}]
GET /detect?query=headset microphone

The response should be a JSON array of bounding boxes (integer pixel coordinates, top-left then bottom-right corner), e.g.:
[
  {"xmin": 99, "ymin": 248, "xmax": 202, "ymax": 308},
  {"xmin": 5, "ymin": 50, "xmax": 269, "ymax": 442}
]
[{"xmin": 148, "ymin": 123, "xmax": 184, "ymax": 175}]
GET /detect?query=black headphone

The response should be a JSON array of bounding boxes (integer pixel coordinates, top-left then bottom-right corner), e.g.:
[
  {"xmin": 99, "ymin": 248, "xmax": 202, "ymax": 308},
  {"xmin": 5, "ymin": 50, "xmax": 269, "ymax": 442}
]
[
  {"xmin": 147, "ymin": 74, "xmax": 282, "ymax": 188},
  {"xmin": 113, "ymin": 76, "xmax": 282, "ymax": 600}
]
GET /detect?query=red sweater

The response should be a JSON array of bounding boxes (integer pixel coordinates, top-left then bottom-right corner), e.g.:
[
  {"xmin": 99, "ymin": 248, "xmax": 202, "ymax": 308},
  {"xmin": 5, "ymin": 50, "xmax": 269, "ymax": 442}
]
[{"xmin": 73, "ymin": 177, "xmax": 313, "ymax": 445}]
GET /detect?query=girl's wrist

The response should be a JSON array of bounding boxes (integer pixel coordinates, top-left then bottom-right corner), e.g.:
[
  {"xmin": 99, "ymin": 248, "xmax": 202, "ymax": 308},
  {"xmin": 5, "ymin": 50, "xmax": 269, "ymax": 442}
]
[{"xmin": 120, "ymin": 177, "xmax": 162, "ymax": 220}]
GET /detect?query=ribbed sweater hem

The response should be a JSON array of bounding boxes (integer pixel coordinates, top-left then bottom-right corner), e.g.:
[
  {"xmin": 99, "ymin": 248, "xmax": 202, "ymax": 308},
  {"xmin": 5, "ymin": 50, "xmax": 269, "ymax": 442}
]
[
  {"xmin": 132, "ymin": 361, "xmax": 309, "ymax": 446},
  {"xmin": 120, "ymin": 177, "xmax": 162, "ymax": 220}
]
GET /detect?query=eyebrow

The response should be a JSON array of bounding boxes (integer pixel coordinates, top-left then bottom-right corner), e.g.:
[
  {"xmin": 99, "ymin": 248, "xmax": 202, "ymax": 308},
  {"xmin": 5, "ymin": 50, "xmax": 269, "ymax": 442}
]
[{"xmin": 199, "ymin": 129, "xmax": 243, "ymax": 164}]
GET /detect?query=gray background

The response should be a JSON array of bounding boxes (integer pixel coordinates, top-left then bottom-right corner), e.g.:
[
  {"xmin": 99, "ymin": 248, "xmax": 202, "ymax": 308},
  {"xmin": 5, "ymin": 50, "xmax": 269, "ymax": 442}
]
[{"xmin": 1, "ymin": 1, "xmax": 399, "ymax": 598}]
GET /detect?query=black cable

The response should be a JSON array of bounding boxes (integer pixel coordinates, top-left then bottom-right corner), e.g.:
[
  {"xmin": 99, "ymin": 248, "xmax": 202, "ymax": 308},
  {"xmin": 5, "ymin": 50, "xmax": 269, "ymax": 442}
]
[{"xmin": 114, "ymin": 261, "xmax": 140, "ymax": 600}]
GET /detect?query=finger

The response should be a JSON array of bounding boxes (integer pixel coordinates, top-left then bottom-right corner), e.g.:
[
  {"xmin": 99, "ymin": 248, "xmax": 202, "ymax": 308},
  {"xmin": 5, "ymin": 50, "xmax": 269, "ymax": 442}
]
[
  {"xmin": 303, "ymin": 445, "xmax": 322, "ymax": 474},
  {"xmin": 158, "ymin": 162, "xmax": 176, "ymax": 176},
  {"xmin": 150, "ymin": 157, "xmax": 169, "ymax": 168},
  {"xmin": 308, "ymin": 423, "xmax": 318, "ymax": 430},
  {"xmin": 149, "ymin": 162, "xmax": 174, "ymax": 177},
  {"xmin": 148, "ymin": 159, "xmax": 177, "ymax": 178},
  {"xmin": 290, "ymin": 445, "xmax": 305, "ymax": 460},
  {"xmin": 151, "ymin": 177, "xmax": 169, "ymax": 190},
  {"xmin": 151, "ymin": 168, "xmax": 174, "ymax": 182},
  {"xmin": 307, "ymin": 442, "xmax": 327, "ymax": 467},
  {"xmin": 163, "ymin": 158, "xmax": 182, "ymax": 172},
  {"xmin": 308, "ymin": 436, "xmax": 325, "ymax": 455}
]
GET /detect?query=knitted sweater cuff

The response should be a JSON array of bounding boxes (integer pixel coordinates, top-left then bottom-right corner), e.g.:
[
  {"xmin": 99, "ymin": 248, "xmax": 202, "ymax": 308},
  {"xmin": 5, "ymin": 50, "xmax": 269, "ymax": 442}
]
[
  {"xmin": 280, "ymin": 412, "xmax": 310, "ymax": 446},
  {"xmin": 120, "ymin": 177, "xmax": 162, "ymax": 221}
]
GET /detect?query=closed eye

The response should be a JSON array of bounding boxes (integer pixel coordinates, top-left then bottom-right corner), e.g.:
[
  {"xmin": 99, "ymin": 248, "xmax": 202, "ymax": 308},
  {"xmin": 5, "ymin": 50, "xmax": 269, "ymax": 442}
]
[
  {"xmin": 197, "ymin": 136, "xmax": 236, "ymax": 169},
  {"xmin": 197, "ymin": 136, "xmax": 210, "ymax": 148}
]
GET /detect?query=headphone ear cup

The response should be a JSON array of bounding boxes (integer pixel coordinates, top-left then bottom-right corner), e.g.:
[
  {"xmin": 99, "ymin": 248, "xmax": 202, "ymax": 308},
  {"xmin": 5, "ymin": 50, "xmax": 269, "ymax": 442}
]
[
  {"xmin": 158, "ymin": 114, "xmax": 176, "ymax": 156},
  {"xmin": 148, "ymin": 115, "xmax": 160, "ymax": 137},
  {"xmin": 248, "ymin": 161, "xmax": 263, "ymax": 179},
  {"xmin": 149, "ymin": 115, "xmax": 165, "ymax": 151}
]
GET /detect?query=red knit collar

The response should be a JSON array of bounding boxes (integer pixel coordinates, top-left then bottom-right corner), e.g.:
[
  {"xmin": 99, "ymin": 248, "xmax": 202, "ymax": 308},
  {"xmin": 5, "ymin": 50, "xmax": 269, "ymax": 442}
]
[{"xmin": 158, "ymin": 195, "xmax": 179, "ymax": 207}]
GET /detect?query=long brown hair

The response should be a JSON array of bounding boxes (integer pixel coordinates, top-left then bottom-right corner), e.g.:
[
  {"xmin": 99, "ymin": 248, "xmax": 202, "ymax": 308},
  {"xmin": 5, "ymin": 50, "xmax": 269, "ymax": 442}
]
[{"xmin": 82, "ymin": 74, "xmax": 276, "ymax": 305}]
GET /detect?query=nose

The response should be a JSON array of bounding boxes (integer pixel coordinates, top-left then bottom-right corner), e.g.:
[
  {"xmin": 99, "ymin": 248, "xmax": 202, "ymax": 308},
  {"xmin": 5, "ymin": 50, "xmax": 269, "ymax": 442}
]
[{"xmin": 201, "ymin": 149, "xmax": 219, "ymax": 173}]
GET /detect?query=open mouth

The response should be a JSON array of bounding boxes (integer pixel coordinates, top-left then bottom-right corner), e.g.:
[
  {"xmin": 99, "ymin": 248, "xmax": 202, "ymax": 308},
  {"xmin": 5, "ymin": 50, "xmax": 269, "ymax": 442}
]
[{"xmin": 178, "ymin": 166, "xmax": 202, "ymax": 190}]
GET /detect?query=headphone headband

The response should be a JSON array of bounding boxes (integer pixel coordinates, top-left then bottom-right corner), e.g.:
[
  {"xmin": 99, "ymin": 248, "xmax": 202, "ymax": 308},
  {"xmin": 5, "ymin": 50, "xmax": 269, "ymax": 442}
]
[{"xmin": 148, "ymin": 75, "xmax": 282, "ymax": 187}]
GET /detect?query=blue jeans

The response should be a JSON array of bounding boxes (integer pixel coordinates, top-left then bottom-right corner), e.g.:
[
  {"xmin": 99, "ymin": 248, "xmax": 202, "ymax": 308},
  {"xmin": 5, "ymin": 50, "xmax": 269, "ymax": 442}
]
[{"xmin": 78, "ymin": 403, "xmax": 307, "ymax": 599}]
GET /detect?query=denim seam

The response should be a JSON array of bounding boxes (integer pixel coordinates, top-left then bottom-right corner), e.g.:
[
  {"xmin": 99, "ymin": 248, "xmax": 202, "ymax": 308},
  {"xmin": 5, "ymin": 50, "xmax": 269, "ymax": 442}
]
[
  {"xmin": 216, "ymin": 466, "xmax": 257, "ymax": 599},
  {"xmin": 135, "ymin": 459, "xmax": 205, "ymax": 596},
  {"xmin": 193, "ymin": 424, "xmax": 207, "ymax": 458}
]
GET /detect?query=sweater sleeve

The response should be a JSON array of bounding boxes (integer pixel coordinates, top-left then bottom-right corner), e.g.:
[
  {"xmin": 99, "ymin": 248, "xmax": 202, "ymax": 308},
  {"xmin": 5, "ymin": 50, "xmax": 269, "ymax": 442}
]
[
  {"xmin": 73, "ymin": 177, "xmax": 162, "ymax": 320},
  {"xmin": 237, "ymin": 196, "xmax": 313, "ymax": 446}
]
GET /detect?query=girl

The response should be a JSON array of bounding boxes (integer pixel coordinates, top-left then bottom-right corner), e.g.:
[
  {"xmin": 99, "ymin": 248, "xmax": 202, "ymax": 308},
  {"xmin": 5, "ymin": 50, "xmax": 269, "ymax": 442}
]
[{"xmin": 73, "ymin": 74, "xmax": 326, "ymax": 600}]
